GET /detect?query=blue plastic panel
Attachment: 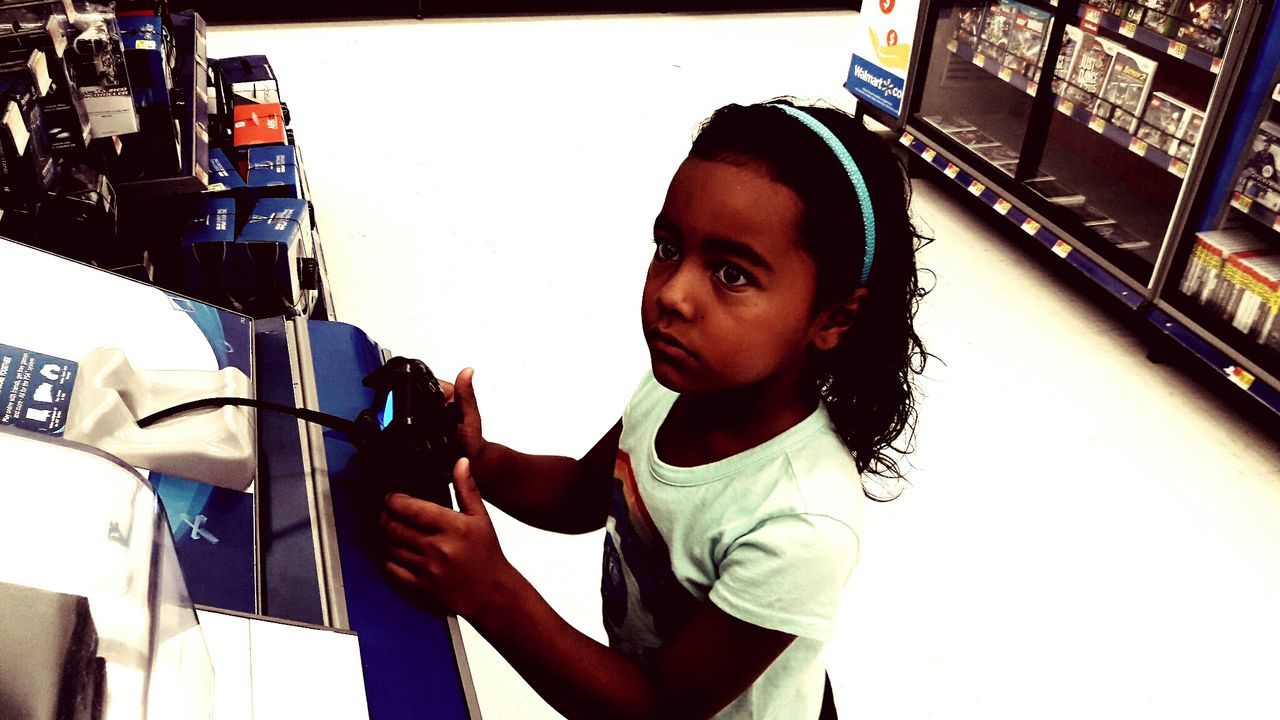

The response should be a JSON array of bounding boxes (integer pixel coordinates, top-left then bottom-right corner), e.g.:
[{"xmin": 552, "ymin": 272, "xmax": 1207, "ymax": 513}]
[{"xmin": 307, "ymin": 321, "xmax": 470, "ymax": 720}]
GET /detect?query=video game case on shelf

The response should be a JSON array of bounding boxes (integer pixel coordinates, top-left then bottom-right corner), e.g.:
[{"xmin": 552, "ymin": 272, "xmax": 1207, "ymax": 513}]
[
  {"xmin": 1172, "ymin": 110, "xmax": 1204, "ymax": 163},
  {"xmin": 1026, "ymin": 176, "xmax": 1086, "ymax": 204},
  {"xmin": 954, "ymin": 3, "xmax": 987, "ymax": 46},
  {"xmin": 1052, "ymin": 25, "xmax": 1082, "ymax": 96},
  {"xmin": 1237, "ymin": 120, "xmax": 1280, "ymax": 213},
  {"xmin": 949, "ymin": 128, "xmax": 1001, "ymax": 148},
  {"xmin": 1060, "ymin": 31, "xmax": 1119, "ymax": 114},
  {"xmin": 1098, "ymin": 47, "xmax": 1158, "ymax": 134},
  {"xmin": 978, "ymin": 0, "xmax": 1019, "ymax": 59},
  {"xmin": 1138, "ymin": 0, "xmax": 1182, "ymax": 36},
  {"xmin": 1003, "ymin": 5, "xmax": 1051, "ymax": 78},
  {"xmin": 1137, "ymin": 92, "xmax": 1194, "ymax": 154},
  {"xmin": 923, "ymin": 115, "xmax": 976, "ymax": 133},
  {"xmin": 974, "ymin": 143, "xmax": 1020, "ymax": 166},
  {"xmin": 1094, "ymin": 224, "xmax": 1152, "ymax": 250},
  {"xmin": 1179, "ymin": 229, "xmax": 1272, "ymax": 305}
]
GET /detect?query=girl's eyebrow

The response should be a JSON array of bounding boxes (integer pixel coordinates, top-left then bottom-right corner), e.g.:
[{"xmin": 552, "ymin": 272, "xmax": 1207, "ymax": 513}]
[
  {"xmin": 702, "ymin": 237, "xmax": 774, "ymax": 273},
  {"xmin": 653, "ymin": 214, "xmax": 774, "ymax": 272}
]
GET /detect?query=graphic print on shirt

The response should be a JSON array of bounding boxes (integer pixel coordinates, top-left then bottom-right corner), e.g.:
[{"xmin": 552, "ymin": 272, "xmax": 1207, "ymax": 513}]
[{"xmin": 602, "ymin": 449, "xmax": 699, "ymax": 661}]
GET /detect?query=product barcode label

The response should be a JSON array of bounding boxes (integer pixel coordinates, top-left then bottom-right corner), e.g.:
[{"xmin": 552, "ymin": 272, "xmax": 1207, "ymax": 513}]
[
  {"xmin": 968, "ymin": 180, "xmax": 985, "ymax": 196},
  {"xmin": 1021, "ymin": 218, "xmax": 1041, "ymax": 235},
  {"xmin": 1120, "ymin": 20, "xmax": 1137, "ymax": 37},
  {"xmin": 1227, "ymin": 366, "xmax": 1255, "ymax": 390},
  {"xmin": 998, "ymin": 67, "xmax": 1014, "ymax": 82},
  {"xmin": 973, "ymin": 52, "xmax": 987, "ymax": 66},
  {"xmin": 1089, "ymin": 116, "xmax": 1107, "ymax": 133},
  {"xmin": 1058, "ymin": 99, "xmax": 1075, "ymax": 115},
  {"xmin": 1129, "ymin": 137, "xmax": 1149, "ymax": 156},
  {"xmin": 900, "ymin": 132, "xmax": 914, "ymax": 146},
  {"xmin": 944, "ymin": 163, "xmax": 960, "ymax": 178},
  {"xmin": 1170, "ymin": 159, "xmax": 1188, "ymax": 178},
  {"xmin": 994, "ymin": 198, "xmax": 1012, "ymax": 215},
  {"xmin": 1052, "ymin": 240, "xmax": 1072, "ymax": 258},
  {"xmin": 1167, "ymin": 40, "xmax": 1187, "ymax": 59},
  {"xmin": 922, "ymin": 147, "xmax": 937, "ymax": 161},
  {"xmin": 135, "ymin": 39, "xmax": 157, "ymax": 50},
  {"xmin": 1232, "ymin": 192, "xmax": 1253, "ymax": 212}
]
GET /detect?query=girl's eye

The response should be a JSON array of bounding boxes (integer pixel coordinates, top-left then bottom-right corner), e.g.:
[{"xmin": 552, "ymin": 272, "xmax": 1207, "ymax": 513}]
[
  {"xmin": 715, "ymin": 264, "xmax": 752, "ymax": 288},
  {"xmin": 654, "ymin": 240, "xmax": 680, "ymax": 262}
]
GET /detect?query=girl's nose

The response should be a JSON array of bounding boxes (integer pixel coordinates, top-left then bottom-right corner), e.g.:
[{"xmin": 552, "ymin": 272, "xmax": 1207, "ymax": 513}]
[{"xmin": 655, "ymin": 263, "xmax": 698, "ymax": 320}]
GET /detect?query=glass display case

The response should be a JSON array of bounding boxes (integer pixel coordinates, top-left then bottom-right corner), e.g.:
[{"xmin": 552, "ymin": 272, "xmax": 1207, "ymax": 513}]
[
  {"xmin": 0, "ymin": 427, "xmax": 215, "ymax": 720},
  {"xmin": 908, "ymin": 0, "xmax": 1258, "ymax": 287}
]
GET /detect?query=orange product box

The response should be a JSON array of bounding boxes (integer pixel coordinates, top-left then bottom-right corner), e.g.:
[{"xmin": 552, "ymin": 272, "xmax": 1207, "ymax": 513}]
[{"xmin": 232, "ymin": 102, "xmax": 286, "ymax": 149}]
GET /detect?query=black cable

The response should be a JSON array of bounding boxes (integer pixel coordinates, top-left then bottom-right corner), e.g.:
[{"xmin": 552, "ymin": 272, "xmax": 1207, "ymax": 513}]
[{"xmin": 136, "ymin": 397, "xmax": 362, "ymax": 437}]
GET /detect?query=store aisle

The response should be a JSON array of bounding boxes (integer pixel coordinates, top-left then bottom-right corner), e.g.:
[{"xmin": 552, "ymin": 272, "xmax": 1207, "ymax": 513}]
[{"xmin": 210, "ymin": 12, "xmax": 1280, "ymax": 719}]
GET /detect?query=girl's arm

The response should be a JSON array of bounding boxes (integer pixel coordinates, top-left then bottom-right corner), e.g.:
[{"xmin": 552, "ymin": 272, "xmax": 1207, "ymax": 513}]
[
  {"xmin": 442, "ymin": 368, "xmax": 621, "ymax": 534},
  {"xmin": 381, "ymin": 459, "xmax": 796, "ymax": 720}
]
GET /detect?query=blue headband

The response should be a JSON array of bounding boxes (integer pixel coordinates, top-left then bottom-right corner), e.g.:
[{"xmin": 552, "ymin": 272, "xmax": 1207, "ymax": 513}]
[{"xmin": 768, "ymin": 104, "xmax": 876, "ymax": 286}]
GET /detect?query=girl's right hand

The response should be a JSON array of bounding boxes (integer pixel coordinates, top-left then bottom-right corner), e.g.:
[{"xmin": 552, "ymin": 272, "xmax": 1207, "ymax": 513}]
[{"xmin": 440, "ymin": 368, "xmax": 489, "ymax": 470}]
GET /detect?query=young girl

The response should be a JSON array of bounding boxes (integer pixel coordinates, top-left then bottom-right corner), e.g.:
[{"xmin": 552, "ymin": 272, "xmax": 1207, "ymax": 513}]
[{"xmin": 379, "ymin": 99, "xmax": 929, "ymax": 719}]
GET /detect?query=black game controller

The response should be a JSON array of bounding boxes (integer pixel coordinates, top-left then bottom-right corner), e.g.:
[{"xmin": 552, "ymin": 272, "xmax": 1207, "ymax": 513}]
[{"xmin": 353, "ymin": 357, "xmax": 463, "ymax": 508}]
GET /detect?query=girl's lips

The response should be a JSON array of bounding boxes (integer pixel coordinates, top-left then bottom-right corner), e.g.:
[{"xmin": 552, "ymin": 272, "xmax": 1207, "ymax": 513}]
[{"xmin": 646, "ymin": 329, "xmax": 696, "ymax": 361}]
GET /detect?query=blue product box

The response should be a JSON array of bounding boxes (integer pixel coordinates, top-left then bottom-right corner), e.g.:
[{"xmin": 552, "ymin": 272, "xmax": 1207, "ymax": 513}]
[
  {"xmin": 117, "ymin": 15, "xmax": 172, "ymax": 108},
  {"xmin": 179, "ymin": 197, "xmax": 236, "ymax": 302},
  {"xmin": 235, "ymin": 197, "xmax": 311, "ymax": 315},
  {"xmin": 206, "ymin": 147, "xmax": 246, "ymax": 190},
  {"xmin": 246, "ymin": 144, "xmax": 298, "ymax": 199}
]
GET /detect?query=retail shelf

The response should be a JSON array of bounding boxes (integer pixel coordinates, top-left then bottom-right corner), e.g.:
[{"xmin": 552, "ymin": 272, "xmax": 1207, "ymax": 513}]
[
  {"xmin": 1148, "ymin": 306, "xmax": 1280, "ymax": 416},
  {"xmin": 946, "ymin": 39, "xmax": 1039, "ymax": 98},
  {"xmin": 1077, "ymin": 4, "xmax": 1224, "ymax": 75},
  {"xmin": 1228, "ymin": 191, "xmax": 1280, "ymax": 237},
  {"xmin": 1051, "ymin": 96, "xmax": 1190, "ymax": 179},
  {"xmin": 295, "ymin": 142, "xmax": 337, "ymax": 321},
  {"xmin": 900, "ymin": 128, "xmax": 1145, "ymax": 308},
  {"xmin": 946, "ymin": 40, "xmax": 1191, "ymax": 180}
]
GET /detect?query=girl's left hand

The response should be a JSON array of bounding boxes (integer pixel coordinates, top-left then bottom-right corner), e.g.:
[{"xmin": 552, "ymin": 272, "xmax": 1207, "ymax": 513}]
[{"xmin": 380, "ymin": 457, "xmax": 516, "ymax": 620}]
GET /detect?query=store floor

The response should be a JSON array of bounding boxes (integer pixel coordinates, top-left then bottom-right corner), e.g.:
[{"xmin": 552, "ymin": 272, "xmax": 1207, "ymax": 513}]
[{"xmin": 211, "ymin": 11, "xmax": 1280, "ymax": 719}]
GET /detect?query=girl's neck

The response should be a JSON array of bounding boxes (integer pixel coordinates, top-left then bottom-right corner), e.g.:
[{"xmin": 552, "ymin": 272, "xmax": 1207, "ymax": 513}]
[{"xmin": 656, "ymin": 376, "xmax": 818, "ymax": 468}]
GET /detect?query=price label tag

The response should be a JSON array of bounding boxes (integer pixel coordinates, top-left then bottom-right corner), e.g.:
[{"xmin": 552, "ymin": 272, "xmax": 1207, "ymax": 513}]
[
  {"xmin": 1227, "ymin": 366, "xmax": 1256, "ymax": 390},
  {"xmin": 944, "ymin": 162, "xmax": 960, "ymax": 178},
  {"xmin": 947, "ymin": 39, "xmax": 960, "ymax": 52},
  {"xmin": 1120, "ymin": 20, "xmax": 1137, "ymax": 37},
  {"xmin": 1057, "ymin": 98, "xmax": 1075, "ymax": 115},
  {"xmin": 900, "ymin": 132, "xmax": 914, "ymax": 146},
  {"xmin": 1129, "ymin": 137, "xmax": 1149, "ymax": 156},
  {"xmin": 1026, "ymin": 82, "xmax": 1038, "ymax": 97},
  {"xmin": 973, "ymin": 52, "xmax": 987, "ymax": 67},
  {"xmin": 994, "ymin": 198, "xmax": 1013, "ymax": 215},
  {"xmin": 922, "ymin": 147, "xmax": 937, "ymax": 161},
  {"xmin": 1170, "ymin": 159, "xmax": 1188, "ymax": 178},
  {"xmin": 1052, "ymin": 240, "xmax": 1073, "ymax": 258},
  {"xmin": 1167, "ymin": 40, "xmax": 1187, "ymax": 59},
  {"xmin": 1232, "ymin": 192, "xmax": 1253, "ymax": 212},
  {"xmin": 1271, "ymin": 215, "xmax": 1280, "ymax": 233},
  {"xmin": 968, "ymin": 180, "xmax": 986, "ymax": 196},
  {"xmin": 1274, "ymin": 83, "xmax": 1280, "ymax": 103},
  {"xmin": 1021, "ymin": 218, "xmax": 1041, "ymax": 235},
  {"xmin": 1089, "ymin": 115, "xmax": 1107, "ymax": 133},
  {"xmin": 1082, "ymin": 7, "xmax": 1102, "ymax": 31},
  {"xmin": 998, "ymin": 67, "xmax": 1014, "ymax": 82},
  {"xmin": 1211, "ymin": 56, "xmax": 1223, "ymax": 74}
]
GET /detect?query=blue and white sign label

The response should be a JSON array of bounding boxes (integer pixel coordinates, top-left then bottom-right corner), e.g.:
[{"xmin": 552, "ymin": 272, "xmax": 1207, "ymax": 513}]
[
  {"xmin": 0, "ymin": 343, "xmax": 77, "ymax": 433},
  {"xmin": 846, "ymin": 0, "xmax": 921, "ymax": 117}
]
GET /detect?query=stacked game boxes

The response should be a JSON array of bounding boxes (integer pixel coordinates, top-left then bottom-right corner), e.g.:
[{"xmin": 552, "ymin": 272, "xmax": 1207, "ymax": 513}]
[
  {"xmin": 958, "ymin": 0, "xmax": 1052, "ymax": 81},
  {"xmin": 1179, "ymin": 229, "xmax": 1280, "ymax": 350},
  {"xmin": 1090, "ymin": 0, "xmax": 1236, "ymax": 54},
  {"xmin": 1136, "ymin": 92, "xmax": 1204, "ymax": 160}
]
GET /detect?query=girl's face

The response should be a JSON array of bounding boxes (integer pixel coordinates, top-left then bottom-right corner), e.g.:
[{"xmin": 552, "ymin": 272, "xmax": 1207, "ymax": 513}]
[{"xmin": 642, "ymin": 157, "xmax": 826, "ymax": 395}]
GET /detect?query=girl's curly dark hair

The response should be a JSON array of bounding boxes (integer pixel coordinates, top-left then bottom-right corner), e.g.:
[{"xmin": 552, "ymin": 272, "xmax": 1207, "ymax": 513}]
[{"xmin": 689, "ymin": 99, "xmax": 933, "ymax": 501}]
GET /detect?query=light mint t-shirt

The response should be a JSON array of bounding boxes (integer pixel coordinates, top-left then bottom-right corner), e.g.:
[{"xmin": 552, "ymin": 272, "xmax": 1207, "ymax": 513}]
[{"xmin": 601, "ymin": 372, "xmax": 864, "ymax": 719}]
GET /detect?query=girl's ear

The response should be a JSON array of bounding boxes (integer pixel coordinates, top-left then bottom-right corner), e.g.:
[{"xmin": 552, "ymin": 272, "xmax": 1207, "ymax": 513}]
[{"xmin": 812, "ymin": 288, "xmax": 869, "ymax": 351}]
